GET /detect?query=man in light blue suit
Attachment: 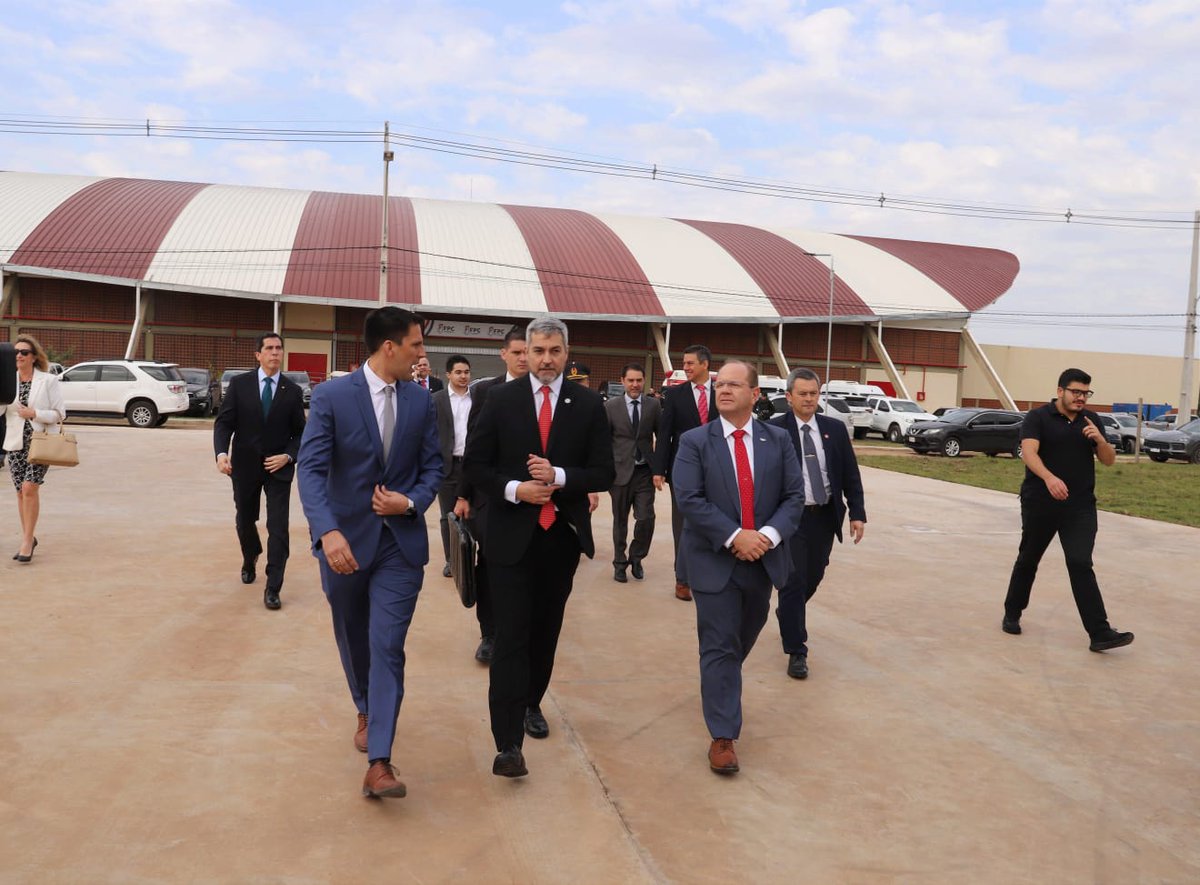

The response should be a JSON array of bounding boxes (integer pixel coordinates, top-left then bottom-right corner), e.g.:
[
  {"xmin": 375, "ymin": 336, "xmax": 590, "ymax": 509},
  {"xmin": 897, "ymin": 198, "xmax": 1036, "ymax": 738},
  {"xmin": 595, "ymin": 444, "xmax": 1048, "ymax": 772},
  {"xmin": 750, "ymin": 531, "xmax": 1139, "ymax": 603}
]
[
  {"xmin": 672, "ymin": 360, "xmax": 804, "ymax": 775},
  {"xmin": 298, "ymin": 306, "xmax": 444, "ymax": 800}
]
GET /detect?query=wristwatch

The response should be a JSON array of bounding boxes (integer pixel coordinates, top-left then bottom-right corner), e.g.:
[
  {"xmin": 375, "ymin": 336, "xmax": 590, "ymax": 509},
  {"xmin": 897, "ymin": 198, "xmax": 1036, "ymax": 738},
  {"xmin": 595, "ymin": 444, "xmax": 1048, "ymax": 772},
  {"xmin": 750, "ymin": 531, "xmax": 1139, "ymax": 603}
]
[{"xmin": 404, "ymin": 501, "xmax": 416, "ymax": 517}]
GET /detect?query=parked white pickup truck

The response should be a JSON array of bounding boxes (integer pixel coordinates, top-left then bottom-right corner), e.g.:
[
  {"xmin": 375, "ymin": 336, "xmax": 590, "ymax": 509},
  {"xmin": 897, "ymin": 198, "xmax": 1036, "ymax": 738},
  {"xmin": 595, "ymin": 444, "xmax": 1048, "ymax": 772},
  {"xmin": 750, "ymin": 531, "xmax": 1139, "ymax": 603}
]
[{"xmin": 863, "ymin": 396, "xmax": 938, "ymax": 442}]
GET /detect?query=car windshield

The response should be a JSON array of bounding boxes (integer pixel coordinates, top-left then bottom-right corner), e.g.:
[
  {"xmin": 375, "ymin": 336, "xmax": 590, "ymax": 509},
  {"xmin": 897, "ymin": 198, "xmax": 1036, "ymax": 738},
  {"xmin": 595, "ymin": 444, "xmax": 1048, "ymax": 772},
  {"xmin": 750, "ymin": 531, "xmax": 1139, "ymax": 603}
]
[
  {"xmin": 222, "ymin": 370, "xmax": 249, "ymax": 381},
  {"xmin": 841, "ymin": 396, "xmax": 869, "ymax": 408},
  {"xmin": 890, "ymin": 400, "xmax": 924, "ymax": 413},
  {"xmin": 939, "ymin": 409, "xmax": 979, "ymax": 423},
  {"xmin": 1178, "ymin": 418, "xmax": 1200, "ymax": 433},
  {"xmin": 284, "ymin": 372, "xmax": 311, "ymax": 385},
  {"xmin": 179, "ymin": 369, "xmax": 208, "ymax": 383},
  {"xmin": 140, "ymin": 365, "xmax": 183, "ymax": 382},
  {"xmin": 823, "ymin": 399, "xmax": 850, "ymax": 413},
  {"xmin": 1113, "ymin": 414, "xmax": 1138, "ymax": 427}
]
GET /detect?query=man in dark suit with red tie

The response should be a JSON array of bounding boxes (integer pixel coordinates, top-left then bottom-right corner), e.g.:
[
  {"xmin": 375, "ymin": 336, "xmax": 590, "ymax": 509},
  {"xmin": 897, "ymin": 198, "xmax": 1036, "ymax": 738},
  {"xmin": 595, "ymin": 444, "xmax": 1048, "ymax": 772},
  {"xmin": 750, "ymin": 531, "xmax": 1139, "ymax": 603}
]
[
  {"xmin": 213, "ymin": 332, "xmax": 307, "ymax": 610},
  {"xmin": 771, "ymin": 368, "xmax": 866, "ymax": 680},
  {"xmin": 652, "ymin": 344, "xmax": 714, "ymax": 601},
  {"xmin": 413, "ymin": 356, "xmax": 444, "ymax": 392},
  {"xmin": 464, "ymin": 316, "xmax": 614, "ymax": 779},
  {"xmin": 672, "ymin": 360, "xmax": 804, "ymax": 774}
]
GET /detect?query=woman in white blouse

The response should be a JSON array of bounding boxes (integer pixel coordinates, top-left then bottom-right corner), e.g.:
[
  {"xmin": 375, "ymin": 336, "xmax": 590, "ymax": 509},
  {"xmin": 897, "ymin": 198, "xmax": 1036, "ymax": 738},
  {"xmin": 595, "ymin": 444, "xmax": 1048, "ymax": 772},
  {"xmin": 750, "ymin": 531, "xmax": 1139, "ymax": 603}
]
[{"xmin": 1, "ymin": 335, "xmax": 66, "ymax": 562}]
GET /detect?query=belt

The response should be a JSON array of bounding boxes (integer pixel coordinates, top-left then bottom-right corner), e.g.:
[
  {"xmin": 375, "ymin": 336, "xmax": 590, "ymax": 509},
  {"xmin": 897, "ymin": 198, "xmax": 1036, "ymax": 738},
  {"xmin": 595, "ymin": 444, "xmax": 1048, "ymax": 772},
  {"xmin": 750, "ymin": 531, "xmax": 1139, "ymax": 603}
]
[{"xmin": 805, "ymin": 502, "xmax": 832, "ymax": 511}]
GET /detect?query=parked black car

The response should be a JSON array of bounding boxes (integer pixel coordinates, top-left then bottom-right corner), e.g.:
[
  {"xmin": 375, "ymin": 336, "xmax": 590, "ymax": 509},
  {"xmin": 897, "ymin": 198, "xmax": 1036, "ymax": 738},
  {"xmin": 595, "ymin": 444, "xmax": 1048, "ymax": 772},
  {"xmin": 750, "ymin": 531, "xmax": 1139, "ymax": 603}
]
[
  {"xmin": 1142, "ymin": 418, "xmax": 1200, "ymax": 464},
  {"xmin": 178, "ymin": 367, "xmax": 221, "ymax": 416},
  {"xmin": 904, "ymin": 408, "xmax": 1025, "ymax": 458},
  {"xmin": 600, "ymin": 381, "xmax": 625, "ymax": 401}
]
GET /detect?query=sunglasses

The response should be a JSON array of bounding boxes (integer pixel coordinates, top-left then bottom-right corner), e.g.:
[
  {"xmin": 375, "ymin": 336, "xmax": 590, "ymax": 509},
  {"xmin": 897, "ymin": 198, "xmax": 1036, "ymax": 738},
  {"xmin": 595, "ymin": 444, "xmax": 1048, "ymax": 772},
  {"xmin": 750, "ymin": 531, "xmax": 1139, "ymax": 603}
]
[{"xmin": 14, "ymin": 348, "xmax": 34, "ymax": 356}]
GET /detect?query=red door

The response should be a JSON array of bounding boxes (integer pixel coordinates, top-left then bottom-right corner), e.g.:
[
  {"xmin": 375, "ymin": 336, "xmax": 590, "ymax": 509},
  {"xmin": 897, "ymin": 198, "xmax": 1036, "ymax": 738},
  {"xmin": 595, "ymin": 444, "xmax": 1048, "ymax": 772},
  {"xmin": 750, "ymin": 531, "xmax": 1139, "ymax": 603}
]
[{"xmin": 287, "ymin": 352, "xmax": 328, "ymax": 383}]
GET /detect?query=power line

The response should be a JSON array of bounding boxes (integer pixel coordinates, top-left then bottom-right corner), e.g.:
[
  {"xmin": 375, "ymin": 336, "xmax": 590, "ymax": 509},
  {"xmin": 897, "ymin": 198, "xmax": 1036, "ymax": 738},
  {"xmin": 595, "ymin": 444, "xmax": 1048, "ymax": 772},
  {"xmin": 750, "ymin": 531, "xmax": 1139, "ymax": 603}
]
[{"xmin": 1, "ymin": 115, "xmax": 1197, "ymax": 230}]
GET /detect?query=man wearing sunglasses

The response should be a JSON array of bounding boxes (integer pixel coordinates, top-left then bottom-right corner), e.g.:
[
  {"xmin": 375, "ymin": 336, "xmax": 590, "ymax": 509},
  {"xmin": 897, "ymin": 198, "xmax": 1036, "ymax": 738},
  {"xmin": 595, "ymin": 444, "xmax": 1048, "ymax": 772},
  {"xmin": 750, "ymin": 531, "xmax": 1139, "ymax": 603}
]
[{"xmin": 1002, "ymin": 368, "xmax": 1133, "ymax": 653}]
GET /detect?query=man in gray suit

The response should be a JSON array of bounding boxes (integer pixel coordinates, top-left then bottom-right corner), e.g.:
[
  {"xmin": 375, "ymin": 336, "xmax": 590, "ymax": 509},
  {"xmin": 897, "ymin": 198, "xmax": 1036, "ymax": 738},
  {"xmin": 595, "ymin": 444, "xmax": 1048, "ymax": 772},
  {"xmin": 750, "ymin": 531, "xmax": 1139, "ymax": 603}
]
[
  {"xmin": 431, "ymin": 354, "xmax": 472, "ymax": 578},
  {"xmin": 672, "ymin": 360, "xmax": 804, "ymax": 775},
  {"xmin": 604, "ymin": 362, "xmax": 660, "ymax": 584}
]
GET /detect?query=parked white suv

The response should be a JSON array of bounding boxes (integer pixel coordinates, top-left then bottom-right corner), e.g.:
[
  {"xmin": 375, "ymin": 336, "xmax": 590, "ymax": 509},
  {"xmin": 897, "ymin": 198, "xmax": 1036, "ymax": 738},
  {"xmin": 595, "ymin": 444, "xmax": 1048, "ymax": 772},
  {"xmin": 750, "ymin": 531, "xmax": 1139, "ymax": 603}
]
[
  {"xmin": 864, "ymin": 396, "xmax": 938, "ymax": 442},
  {"xmin": 59, "ymin": 360, "xmax": 189, "ymax": 427}
]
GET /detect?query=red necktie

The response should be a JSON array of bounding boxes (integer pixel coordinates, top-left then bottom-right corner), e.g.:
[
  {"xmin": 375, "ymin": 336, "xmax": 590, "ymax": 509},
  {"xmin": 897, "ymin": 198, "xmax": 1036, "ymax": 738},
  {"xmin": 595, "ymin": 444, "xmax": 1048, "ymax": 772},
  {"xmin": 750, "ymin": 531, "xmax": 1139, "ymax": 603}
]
[
  {"xmin": 732, "ymin": 429, "xmax": 755, "ymax": 530},
  {"xmin": 537, "ymin": 385, "xmax": 556, "ymax": 530},
  {"xmin": 696, "ymin": 384, "xmax": 709, "ymax": 424},
  {"xmin": 420, "ymin": 378, "xmax": 427, "ymax": 389}
]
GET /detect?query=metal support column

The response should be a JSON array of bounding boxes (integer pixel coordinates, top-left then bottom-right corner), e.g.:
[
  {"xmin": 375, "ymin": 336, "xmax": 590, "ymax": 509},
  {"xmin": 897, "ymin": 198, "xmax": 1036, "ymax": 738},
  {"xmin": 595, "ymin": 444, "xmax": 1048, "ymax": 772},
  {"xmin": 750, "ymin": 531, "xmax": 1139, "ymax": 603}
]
[
  {"xmin": 1178, "ymin": 210, "xmax": 1199, "ymax": 420},
  {"xmin": 864, "ymin": 324, "xmax": 911, "ymax": 400},
  {"xmin": 765, "ymin": 324, "xmax": 790, "ymax": 377},
  {"xmin": 124, "ymin": 282, "xmax": 147, "ymax": 360},
  {"xmin": 652, "ymin": 322, "xmax": 673, "ymax": 375},
  {"xmin": 961, "ymin": 326, "xmax": 1017, "ymax": 410}
]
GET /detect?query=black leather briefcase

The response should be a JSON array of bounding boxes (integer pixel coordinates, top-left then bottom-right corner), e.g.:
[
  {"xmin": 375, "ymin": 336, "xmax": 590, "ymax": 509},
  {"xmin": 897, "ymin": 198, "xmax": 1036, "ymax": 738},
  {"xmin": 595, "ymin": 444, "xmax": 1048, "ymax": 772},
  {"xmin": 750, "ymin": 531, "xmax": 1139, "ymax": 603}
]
[{"xmin": 447, "ymin": 513, "xmax": 477, "ymax": 608}]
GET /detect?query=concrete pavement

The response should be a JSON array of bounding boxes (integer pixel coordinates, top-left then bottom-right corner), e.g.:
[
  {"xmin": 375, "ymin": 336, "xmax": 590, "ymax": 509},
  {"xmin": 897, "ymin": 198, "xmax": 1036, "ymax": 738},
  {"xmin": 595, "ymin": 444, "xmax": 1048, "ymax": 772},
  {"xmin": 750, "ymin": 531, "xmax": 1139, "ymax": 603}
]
[{"xmin": 1, "ymin": 423, "xmax": 1196, "ymax": 884}]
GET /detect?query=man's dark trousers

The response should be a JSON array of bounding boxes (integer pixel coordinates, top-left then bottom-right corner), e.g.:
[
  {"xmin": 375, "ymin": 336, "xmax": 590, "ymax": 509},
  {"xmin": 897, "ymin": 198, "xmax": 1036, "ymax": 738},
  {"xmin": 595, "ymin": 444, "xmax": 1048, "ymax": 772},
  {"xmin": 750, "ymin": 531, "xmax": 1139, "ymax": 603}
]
[
  {"xmin": 436, "ymin": 456, "xmax": 463, "ymax": 564},
  {"xmin": 488, "ymin": 520, "xmax": 581, "ymax": 750},
  {"xmin": 611, "ymin": 463, "xmax": 655, "ymax": 568},
  {"xmin": 233, "ymin": 466, "xmax": 291, "ymax": 591},
  {"xmin": 1004, "ymin": 498, "xmax": 1109, "ymax": 636},
  {"xmin": 776, "ymin": 501, "xmax": 838, "ymax": 656}
]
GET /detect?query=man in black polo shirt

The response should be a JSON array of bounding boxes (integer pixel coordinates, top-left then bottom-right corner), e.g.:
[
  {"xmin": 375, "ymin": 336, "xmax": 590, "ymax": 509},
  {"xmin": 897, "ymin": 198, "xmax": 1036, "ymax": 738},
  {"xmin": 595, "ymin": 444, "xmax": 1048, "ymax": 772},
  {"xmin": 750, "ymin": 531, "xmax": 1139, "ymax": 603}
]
[{"xmin": 1002, "ymin": 368, "xmax": 1134, "ymax": 652}]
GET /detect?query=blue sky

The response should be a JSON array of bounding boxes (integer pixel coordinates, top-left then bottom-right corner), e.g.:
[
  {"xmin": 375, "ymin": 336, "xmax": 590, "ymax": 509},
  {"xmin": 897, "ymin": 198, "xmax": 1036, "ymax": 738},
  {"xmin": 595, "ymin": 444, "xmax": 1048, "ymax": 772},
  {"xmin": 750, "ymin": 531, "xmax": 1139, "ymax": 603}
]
[{"xmin": 2, "ymin": 0, "xmax": 1198, "ymax": 356}]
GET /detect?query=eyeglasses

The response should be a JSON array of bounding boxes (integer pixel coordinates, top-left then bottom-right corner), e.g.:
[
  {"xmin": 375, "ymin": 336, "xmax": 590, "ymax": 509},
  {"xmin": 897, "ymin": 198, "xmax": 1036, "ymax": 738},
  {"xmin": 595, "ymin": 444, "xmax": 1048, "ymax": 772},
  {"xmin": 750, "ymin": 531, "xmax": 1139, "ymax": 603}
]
[
  {"xmin": 1063, "ymin": 388, "xmax": 1094, "ymax": 400},
  {"xmin": 14, "ymin": 349, "xmax": 34, "ymax": 356}
]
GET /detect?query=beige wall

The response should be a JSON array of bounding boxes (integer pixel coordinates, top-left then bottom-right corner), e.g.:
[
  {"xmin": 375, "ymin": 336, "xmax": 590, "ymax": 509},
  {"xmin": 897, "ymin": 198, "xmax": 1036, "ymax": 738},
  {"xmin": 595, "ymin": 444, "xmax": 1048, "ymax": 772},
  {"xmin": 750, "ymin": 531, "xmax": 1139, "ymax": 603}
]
[
  {"xmin": 284, "ymin": 303, "xmax": 334, "ymax": 332},
  {"xmin": 964, "ymin": 343, "xmax": 1200, "ymax": 412}
]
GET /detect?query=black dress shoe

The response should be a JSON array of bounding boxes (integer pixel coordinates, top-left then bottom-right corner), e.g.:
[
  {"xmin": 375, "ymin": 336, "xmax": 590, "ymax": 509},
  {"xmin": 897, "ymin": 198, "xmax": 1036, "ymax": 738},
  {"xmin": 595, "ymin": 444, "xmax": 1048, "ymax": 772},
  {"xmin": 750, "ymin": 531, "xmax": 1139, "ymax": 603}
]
[
  {"xmin": 613, "ymin": 565, "xmax": 628, "ymax": 583},
  {"xmin": 442, "ymin": 562, "xmax": 452, "ymax": 578},
  {"xmin": 241, "ymin": 556, "xmax": 258, "ymax": 584},
  {"xmin": 630, "ymin": 559, "xmax": 644, "ymax": 580},
  {"xmin": 492, "ymin": 746, "xmax": 528, "ymax": 778},
  {"xmin": 474, "ymin": 636, "xmax": 494, "ymax": 664},
  {"xmin": 787, "ymin": 653, "xmax": 809, "ymax": 680},
  {"xmin": 1089, "ymin": 629, "xmax": 1134, "ymax": 652},
  {"xmin": 1002, "ymin": 616, "xmax": 1022, "ymax": 635},
  {"xmin": 264, "ymin": 587, "xmax": 281, "ymax": 610},
  {"xmin": 524, "ymin": 706, "xmax": 549, "ymax": 739}
]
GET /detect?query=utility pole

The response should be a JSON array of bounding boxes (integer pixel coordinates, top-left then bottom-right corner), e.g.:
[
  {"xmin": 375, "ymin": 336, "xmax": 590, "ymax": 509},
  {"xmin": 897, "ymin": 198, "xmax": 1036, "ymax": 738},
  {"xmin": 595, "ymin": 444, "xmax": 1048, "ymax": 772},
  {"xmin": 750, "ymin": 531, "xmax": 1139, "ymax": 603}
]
[
  {"xmin": 1180, "ymin": 210, "xmax": 1199, "ymax": 422},
  {"xmin": 379, "ymin": 121, "xmax": 393, "ymax": 305}
]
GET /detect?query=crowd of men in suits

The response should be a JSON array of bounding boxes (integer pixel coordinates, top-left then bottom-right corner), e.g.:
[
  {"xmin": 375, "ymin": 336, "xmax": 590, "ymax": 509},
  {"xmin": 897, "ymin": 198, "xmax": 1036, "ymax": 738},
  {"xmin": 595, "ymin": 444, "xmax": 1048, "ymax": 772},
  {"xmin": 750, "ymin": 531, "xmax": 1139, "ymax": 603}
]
[{"xmin": 209, "ymin": 311, "xmax": 878, "ymax": 795}]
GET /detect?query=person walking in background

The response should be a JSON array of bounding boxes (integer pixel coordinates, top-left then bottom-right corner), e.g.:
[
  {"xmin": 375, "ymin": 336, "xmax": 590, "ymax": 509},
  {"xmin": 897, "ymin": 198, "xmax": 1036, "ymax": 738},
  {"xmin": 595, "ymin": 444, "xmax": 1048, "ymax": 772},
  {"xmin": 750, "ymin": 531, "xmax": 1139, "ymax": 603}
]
[
  {"xmin": 1, "ymin": 335, "xmax": 65, "ymax": 563},
  {"xmin": 653, "ymin": 344, "xmax": 715, "ymax": 601},
  {"xmin": 431, "ymin": 354, "xmax": 472, "ymax": 578},
  {"xmin": 455, "ymin": 326, "xmax": 529, "ymax": 664},
  {"xmin": 413, "ymin": 356, "xmax": 443, "ymax": 392},
  {"xmin": 771, "ymin": 368, "xmax": 866, "ymax": 680},
  {"xmin": 605, "ymin": 362, "xmax": 659, "ymax": 584},
  {"xmin": 1003, "ymin": 368, "xmax": 1134, "ymax": 653},
  {"xmin": 213, "ymin": 333, "xmax": 307, "ymax": 610},
  {"xmin": 671, "ymin": 360, "xmax": 804, "ymax": 774},
  {"xmin": 297, "ymin": 306, "xmax": 444, "ymax": 799},
  {"xmin": 463, "ymin": 316, "xmax": 614, "ymax": 779}
]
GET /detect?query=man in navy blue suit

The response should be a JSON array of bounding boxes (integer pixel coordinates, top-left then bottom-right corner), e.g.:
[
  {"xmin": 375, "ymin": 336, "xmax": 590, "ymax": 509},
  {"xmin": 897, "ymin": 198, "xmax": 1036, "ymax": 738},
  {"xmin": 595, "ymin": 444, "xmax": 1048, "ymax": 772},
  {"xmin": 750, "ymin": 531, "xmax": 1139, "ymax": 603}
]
[
  {"xmin": 771, "ymin": 368, "xmax": 866, "ymax": 680},
  {"xmin": 298, "ymin": 306, "xmax": 444, "ymax": 800},
  {"xmin": 672, "ymin": 360, "xmax": 804, "ymax": 775}
]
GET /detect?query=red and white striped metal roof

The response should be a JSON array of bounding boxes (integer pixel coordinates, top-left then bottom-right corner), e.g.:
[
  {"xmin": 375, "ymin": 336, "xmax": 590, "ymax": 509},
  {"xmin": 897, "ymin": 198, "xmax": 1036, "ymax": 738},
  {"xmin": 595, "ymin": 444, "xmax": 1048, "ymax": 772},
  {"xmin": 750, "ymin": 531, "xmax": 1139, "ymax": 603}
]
[{"xmin": 0, "ymin": 171, "xmax": 1019, "ymax": 321}]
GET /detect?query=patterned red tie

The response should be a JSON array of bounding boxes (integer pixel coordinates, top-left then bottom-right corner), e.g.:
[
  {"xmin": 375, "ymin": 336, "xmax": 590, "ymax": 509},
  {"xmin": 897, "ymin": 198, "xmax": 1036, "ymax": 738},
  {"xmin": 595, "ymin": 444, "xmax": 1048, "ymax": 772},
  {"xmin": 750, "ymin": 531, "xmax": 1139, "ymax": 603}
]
[
  {"xmin": 420, "ymin": 378, "xmax": 427, "ymax": 389},
  {"xmin": 696, "ymin": 384, "xmax": 709, "ymax": 424},
  {"xmin": 537, "ymin": 385, "xmax": 556, "ymax": 530},
  {"xmin": 732, "ymin": 429, "xmax": 755, "ymax": 530}
]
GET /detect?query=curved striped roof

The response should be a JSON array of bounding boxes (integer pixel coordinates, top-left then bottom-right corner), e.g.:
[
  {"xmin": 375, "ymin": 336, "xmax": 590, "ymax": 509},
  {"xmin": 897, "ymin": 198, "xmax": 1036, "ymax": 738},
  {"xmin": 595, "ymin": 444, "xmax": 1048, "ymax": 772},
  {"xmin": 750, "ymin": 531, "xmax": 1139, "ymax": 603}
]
[{"xmin": 0, "ymin": 171, "xmax": 1019, "ymax": 321}]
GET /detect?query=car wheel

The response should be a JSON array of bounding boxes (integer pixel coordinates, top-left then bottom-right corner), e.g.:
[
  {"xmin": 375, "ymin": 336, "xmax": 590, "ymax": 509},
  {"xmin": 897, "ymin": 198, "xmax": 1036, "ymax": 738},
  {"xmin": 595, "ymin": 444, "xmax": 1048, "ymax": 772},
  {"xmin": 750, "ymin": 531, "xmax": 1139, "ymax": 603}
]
[
  {"xmin": 154, "ymin": 415, "xmax": 169, "ymax": 427},
  {"xmin": 1149, "ymin": 453, "xmax": 1169, "ymax": 463},
  {"xmin": 1190, "ymin": 448, "xmax": 1200, "ymax": 465},
  {"xmin": 886, "ymin": 424, "xmax": 902, "ymax": 443},
  {"xmin": 1014, "ymin": 440, "xmax": 1023, "ymax": 458},
  {"xmin": 853, "ymin": 427, "xmax": 867, "ymax": 440},
  {"xmin": 126, "ymin": 399, "xmax": 159, "ymax": 428},
  {"xmin": 1123, "ymin": 438, "xmax": 1135, "ymax": 455},
  {"xmin": 942, "ymin": 437, "xmax": 962, "ymax": 458}
]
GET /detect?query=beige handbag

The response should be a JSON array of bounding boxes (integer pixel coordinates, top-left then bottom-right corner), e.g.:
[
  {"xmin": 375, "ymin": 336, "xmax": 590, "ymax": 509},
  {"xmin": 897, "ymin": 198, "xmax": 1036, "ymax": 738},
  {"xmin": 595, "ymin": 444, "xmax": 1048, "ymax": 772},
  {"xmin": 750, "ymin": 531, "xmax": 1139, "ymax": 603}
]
[{"xmin": 28, "ymin": 425, "xmax": 79, "ymax": 468}]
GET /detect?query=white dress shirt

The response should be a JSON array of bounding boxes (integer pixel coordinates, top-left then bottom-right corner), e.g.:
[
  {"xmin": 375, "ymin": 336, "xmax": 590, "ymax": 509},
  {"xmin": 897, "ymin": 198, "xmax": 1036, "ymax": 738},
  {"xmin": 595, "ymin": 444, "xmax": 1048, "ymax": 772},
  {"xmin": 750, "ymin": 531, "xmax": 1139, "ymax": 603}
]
[
  {"xmin": 362, "ymin": 361, "xmax": 396, "ymax": 445},
  {"xmin": 504, "ymin": 373, "xmax": 567, "ymax": 503},
  {"xmin": 448, "ymin": 388, "xmax": 471, "ymax": 456},
  {"xmin": 718, "ymin": 415, "xmax": 782, "ymax": 550}
]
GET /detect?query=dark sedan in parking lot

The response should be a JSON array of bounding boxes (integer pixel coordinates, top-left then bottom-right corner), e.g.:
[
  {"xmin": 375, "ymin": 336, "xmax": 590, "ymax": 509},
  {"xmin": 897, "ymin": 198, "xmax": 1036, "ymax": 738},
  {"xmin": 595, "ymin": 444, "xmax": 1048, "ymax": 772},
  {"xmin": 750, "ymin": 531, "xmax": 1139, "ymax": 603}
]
[
  {"xmin": 904, "ymin": 408, "xmax": 1025, "ymax": 458},
  {"xmin": 179, "ymin": 367, "xmax": 220, "ymax": 416},
  {"xmin": 1141, "ymin": 418, "xmax": 1200, "ymax": 464}
]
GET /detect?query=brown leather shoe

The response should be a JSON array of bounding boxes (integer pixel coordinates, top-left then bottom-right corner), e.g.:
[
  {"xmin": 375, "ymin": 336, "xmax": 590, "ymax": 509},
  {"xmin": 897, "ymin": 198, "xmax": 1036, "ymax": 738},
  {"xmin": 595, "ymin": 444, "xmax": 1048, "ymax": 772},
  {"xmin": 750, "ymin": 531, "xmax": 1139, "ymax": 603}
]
[
  {"xmin": 354, "ymin": 713, "xmax": 368, "ymax": 753},
  {"xmin": 362, "ymin": 761, "xmax": 407, "ymax": 798},
  {"xmin": 675, "ymin": 581, "xmax": 692, "ymax": 601},
  {"xmin": 708, "ymin": 738, "xmax": 739, "ymax": 774}
]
